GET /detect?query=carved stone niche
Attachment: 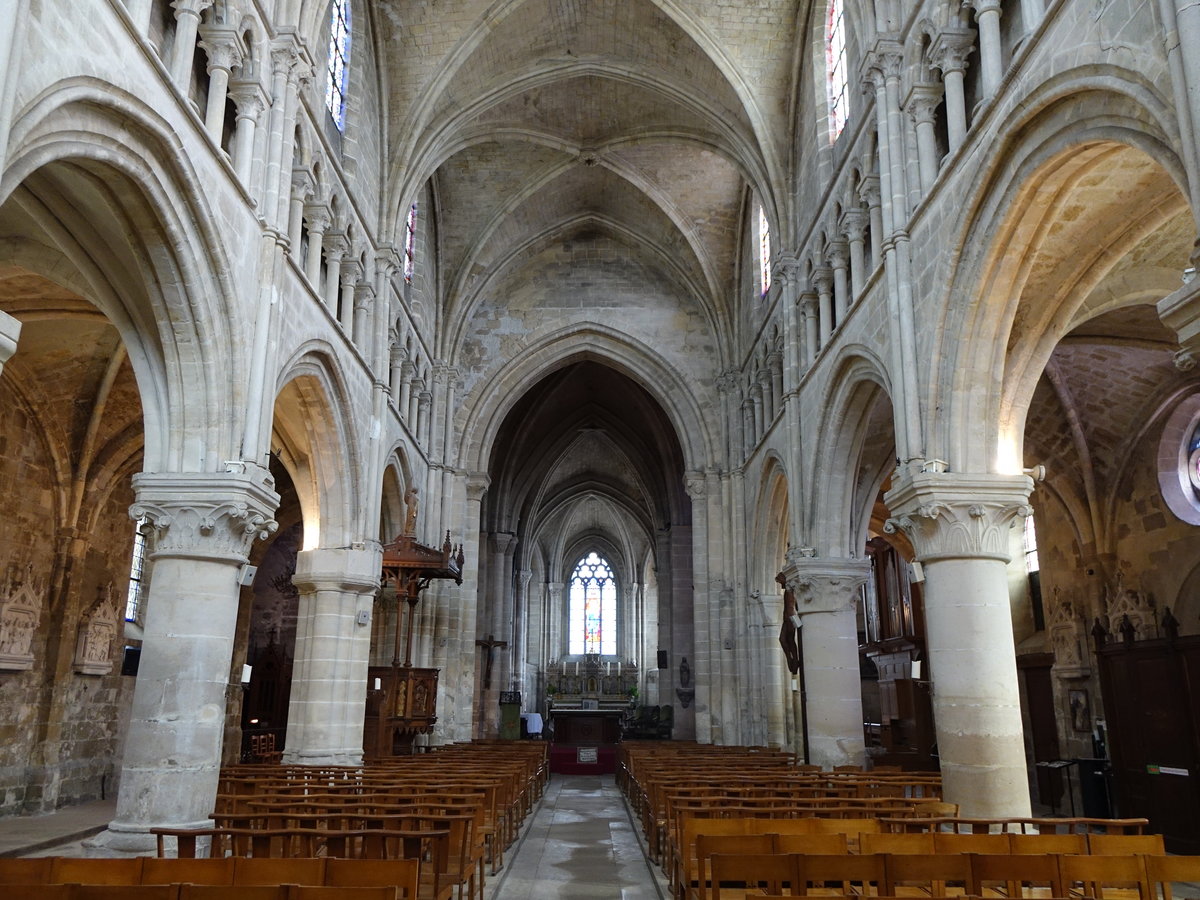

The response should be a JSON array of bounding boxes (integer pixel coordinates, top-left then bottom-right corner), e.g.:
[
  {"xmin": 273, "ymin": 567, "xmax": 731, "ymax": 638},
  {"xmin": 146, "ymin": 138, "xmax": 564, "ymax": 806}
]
[
  {"xmin": 74, "ymin": 585, "xmax": 119, "ymax": 676},
  {"xmin": 0, "ymin": 573, "xmax": 42, "ymax": 671},
  {"xmin": 1107, "ymin": 588, "xmax": 1155, "ymax": 641},
  {"xmin": 1047, "ymin": 590, "xmax": 1090, "ymax": 679}
]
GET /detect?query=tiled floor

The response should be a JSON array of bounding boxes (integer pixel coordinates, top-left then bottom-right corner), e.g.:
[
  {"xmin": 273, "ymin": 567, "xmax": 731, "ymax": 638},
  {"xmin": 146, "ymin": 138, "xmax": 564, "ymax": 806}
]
[{"xmin": 488, "ymin": 774, "xmax": 667, "ymax": 900}]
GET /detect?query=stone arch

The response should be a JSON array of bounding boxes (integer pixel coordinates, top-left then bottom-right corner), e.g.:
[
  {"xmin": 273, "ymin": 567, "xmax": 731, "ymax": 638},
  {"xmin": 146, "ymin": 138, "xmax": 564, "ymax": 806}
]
[
  {"xmin": 754, "ymin": 454, "xmax": 792, "ymax": 591},
  {"xmin": 4, "ymin": 81, "xmax": 245, "ymax": 471},
  {"xmin": 457, "ymin": 324, "xmax": 715, "ymax": 475},
  {"xmin": 379, "ymin": 447, "xmax": 415, "ymax": 540},
  {"xmin": 931, "ymin": 72, "xmax": 1188, "ymax": 472},
  {"xmin": 272, "ymin": 345, "xmax": 361, "ymax": 550},
  {"xmin": 809, "ymin": 347, "xmax": 897, "ymax": 557}
]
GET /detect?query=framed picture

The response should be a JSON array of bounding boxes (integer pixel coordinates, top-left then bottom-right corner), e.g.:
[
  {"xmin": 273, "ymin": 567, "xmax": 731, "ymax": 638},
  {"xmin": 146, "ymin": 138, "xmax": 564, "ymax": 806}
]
[{"xmin": 1069, "ymin": 688, "xmax": 1090, "ymax": 733}]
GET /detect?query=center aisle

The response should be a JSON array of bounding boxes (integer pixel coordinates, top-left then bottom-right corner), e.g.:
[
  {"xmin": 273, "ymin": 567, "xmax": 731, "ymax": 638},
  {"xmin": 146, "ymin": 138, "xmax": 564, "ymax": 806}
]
[{"xmin": 487, "ymin": 774, "xmax": 667, "ymax": 900}]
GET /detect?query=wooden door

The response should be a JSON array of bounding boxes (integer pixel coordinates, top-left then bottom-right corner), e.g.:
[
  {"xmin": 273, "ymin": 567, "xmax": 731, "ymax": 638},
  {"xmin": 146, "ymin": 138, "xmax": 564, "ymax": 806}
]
[
  {"xmin": 1020, "ymin": 659, "xmax": 1062, "ymax": 808},
  {"xmin": 1097, "ymin": 634, "xmax": 1200, "ymax": 852}
]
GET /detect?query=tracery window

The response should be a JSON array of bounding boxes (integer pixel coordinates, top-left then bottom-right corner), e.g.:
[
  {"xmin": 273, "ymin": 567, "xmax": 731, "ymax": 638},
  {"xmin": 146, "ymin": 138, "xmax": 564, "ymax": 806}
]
[
  {"xmin": 325, "ymin": 0, "xmax": 351, "ymax": 130},
  {"xmin": 758, "ymin": 204, "xmax": 772, "ymax": 297},
  {"xmin": 568, "ymin": 552, "xmax": 617, "ymax": 656},
  {"xmin": 826, "ymin": 0, "xmax": 850, "ymax": 141},
  {"xmin": 404, "ymin": 203, "xmax": 418, "ymax": 283},
  {"xmin": 125, "ymin": 518, "xmax": 149, "ymax": 623}
]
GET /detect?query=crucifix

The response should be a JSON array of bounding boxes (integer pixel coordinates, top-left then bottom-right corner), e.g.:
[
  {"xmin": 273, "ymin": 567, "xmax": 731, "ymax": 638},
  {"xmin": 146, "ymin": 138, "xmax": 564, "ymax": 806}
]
[{"xmin": 475, "ymin": 634, "xmax": 508, "ymax": 689}]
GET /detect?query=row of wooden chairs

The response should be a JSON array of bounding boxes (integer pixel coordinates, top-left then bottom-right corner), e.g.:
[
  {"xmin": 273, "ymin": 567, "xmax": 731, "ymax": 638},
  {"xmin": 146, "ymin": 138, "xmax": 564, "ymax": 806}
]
[
  {"xmin": 0, "ymin": 887, "xmax": 396, "ymax": 900},
  {"xmin": 0, "ymin": 858, "xmax": 422, "ymax": 899},
  {"xmin": 689, "ymin": 850, "xmax": 1200, "ymax": 900}
]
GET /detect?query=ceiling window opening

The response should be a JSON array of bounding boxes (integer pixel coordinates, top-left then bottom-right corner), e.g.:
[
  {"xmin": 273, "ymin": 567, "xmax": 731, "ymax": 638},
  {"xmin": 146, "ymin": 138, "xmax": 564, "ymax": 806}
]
[
  {"xmin": 325, "ymin": 0, "xmax": 351, "ymax": 130},
  {"xmin": 568, "ymin": 552, "xmax": 617, "ymax": 656},
  {"xmin": 758, "ymin": 204, "xmax": 772, "ymax": 297},
  {"xmin": 826, "ymin": 0, "xmax": 850, "ymax": 141}
]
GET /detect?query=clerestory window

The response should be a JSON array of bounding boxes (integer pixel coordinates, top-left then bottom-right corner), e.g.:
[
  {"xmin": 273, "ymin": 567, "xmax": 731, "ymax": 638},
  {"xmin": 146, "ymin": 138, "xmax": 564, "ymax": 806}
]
[
  {"xmin": 826, "ymin": 0, "xmax": 850, "ymax": 141},
  {"xmin": 325, "ymin": 0, "xmax": 351, "ymax": 130}
]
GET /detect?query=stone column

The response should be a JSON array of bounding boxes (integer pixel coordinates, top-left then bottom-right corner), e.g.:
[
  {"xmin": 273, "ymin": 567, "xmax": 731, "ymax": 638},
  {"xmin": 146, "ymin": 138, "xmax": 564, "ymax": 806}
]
[
  {"xmin": 828, "ymin": 242, "xmax": 850, "ymax": 324},
  {"xmin": 287, "ymin": 171, "xmax": 310, "ymax": 264},
  {"xmin": 842, "ymin": 209, "xmax": 868, "ymax": 300},
  {"xmin": 800, "ymin": 292, "xmax": 819, "ymax": 367},
  {"xmin": 417, "ymin": 390, "xmax": 432, "ymax": 447},
  {"xmin": 749, "ymin": 382, "xmax": 764, "ymax": 444},
  {"xmin": 228, "ymin": 80, "xmax": 266, "ymax": 189},
  {"xmin": 389, "ymin": 346, "xmax": 406, "ymax": 399},
  {"xmin": 972, "ymin": 0, "xmax": 1004, "ymax": 100},
  {"xmin": 767, "ymin": 351, "xmax": 784, "ymax": 418},
  {"xmin": 303, "ymin": 205, "xmax": 330, "ymax": 289},
  {"xmin": 168, "ymin": 0, "xmax": 213, "ymax": 89},
  {"xmin": 338, "ymin": 262, "xmax": 361, "ymax": 334},
  {"xmin": 353, "ymin": 283, "xmax": 374, "ymax": 350},
  {"xmin": 884, "ymin": 470, "xmax": 1035, "ymax": 817},
  {"xmin": 932, "ymin": 30, "xmax": 976, "ymax": 153},
  {"xmin": 782, "ymin": 554, "xmax": 869, "ymax": 768},
  {"xmin": 284, "ymin": 546, "xmax": 380, "ymax": 765},
  {"xmin": 91, "ymin": 470, "xmax": 278, "ymax": 854},
  {"xmin": 815, "ymin": 266, "xmax": 834, "ymax": 343},
  {"xmin": 408, "ymin": 375, "xmax": 424, "ymax": 426},
  {"xmin": 197, "ymin": 26, "xmax": 240, "ymax": 143},
  {"xmin": 907, "ymin": 83, "xmax": 944, "ymax": 192},
  {"xmin": 398, "ymin": 361, "xmax": 416, "ymax": 419},
  {"xmin": 322, "ymin": 234, "xmax": 346, "ymax": 310},
  {"xmin": 741, "ymin": 399, "xmax": 755, "ymax": 457},
  {"xmin": 546, "ymin": 582, "xmax": 565, "ymax": 663},
  {"xmin": 859, "ymin": 177, "xmax": 884, "ymax": 268},
  {"xmin": 0, "ymin": 309, "xmax": 20, "ymax": 378}
]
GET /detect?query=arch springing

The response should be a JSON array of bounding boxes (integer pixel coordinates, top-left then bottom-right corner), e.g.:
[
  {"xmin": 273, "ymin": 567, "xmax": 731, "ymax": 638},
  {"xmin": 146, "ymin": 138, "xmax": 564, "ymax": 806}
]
[
  {"xmin": 568, "ymin": 552, "xmax": 617, "ymax": 655},
  {"xmin": 325, "ymin": 0, "xmax": 351, "ymax": 130}
]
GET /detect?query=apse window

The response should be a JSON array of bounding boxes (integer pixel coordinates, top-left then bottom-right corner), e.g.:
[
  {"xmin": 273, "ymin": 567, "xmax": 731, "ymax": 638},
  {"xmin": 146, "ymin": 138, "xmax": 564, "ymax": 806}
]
[
  {"xmin": 125, "ymin": 518, "xmax": 149, "ymax": 623},
  {"xmin": 404, "ymin": 202, "xmax": 418, "ymax": 283},
  {"xmin": 758, "ymin": 204, "xmax": 772, "ymax": 297},
  {"xmin": 325, "ymin": 0, "xmax": 351, "ymax": 130},
  {"xmin": 1157, "ymin": 396, "xmax": 1200, "ymax": 525},
  {"xmin": 568, "ymin": 552, "xmax": 617, "ymax": 656},
  {"xmin": 826, "ymin": 0, "xmax": 850, "ymax": 141}
]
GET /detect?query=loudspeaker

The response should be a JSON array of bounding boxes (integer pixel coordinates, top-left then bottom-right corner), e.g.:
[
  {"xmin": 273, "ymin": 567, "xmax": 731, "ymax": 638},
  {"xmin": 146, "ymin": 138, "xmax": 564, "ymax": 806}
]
[
  {"xmin": 121, "ymin": 646, "xmax": 141, "ymax": 676},
  {"xmin": 657, "ymin": 649, "xmax": 668, "ymax": 669}
]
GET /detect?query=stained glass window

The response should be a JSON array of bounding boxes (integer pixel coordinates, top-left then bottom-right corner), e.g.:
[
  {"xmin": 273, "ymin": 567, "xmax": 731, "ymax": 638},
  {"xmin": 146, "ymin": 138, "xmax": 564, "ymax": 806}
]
[
  {"xmin": 325, "ymin": 0, "xmax": 351, "ymax": 130},
  {"xmin": 568, "ymin": 552, "xmax": 616, "ymax": 655},
  {"xmin": 826, "ymin": 0, "xmax": 849, "ymax": 141},
  {"xmin": 758, "ymin": 204, "xmax": 772, "ymax": 297},
  {"xmin": 404, "ymin": 202, "xmax": 418, "ymax": 283},
  {"xmin": 125, "ymin": 518, "xmax": 149, "ymax": 622}
]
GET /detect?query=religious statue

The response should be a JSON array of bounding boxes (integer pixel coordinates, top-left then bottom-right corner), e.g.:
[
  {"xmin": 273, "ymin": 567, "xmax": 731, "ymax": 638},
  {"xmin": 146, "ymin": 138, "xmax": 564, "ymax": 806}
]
[
  {"xmin": 403, "ymin": 486, "xmax": 419, "ymax": 535},
  {"xmin": 776, "ymin": 571, "xmax": 801, "ymax": 674}
]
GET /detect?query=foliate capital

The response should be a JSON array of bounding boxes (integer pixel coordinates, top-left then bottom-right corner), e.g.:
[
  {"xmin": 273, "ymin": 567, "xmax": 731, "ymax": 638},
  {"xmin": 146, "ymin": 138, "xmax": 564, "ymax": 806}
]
[
  {"xmin": 905, "ymin": 82, "xmax": 944, "ymax": 124},
  {"xmin": 465, "ymin": 472, "xmax": 491, "ymax": 502},
  {"xmin": 861, "ymin": 38, "xmax": 904, "ymax": 86},
  {"xmin": 841, "ymin": 207, "xmax": 869, "ymax": 243},
  {"xmin": 130, "ymin": 469, "xmax": 280, "ymax": 564},
  {"xmin": 883, "ymin": 470, "xmax": 1034, "ymax": 563},
  {"xmin": 930, "ymin": 28, "xmax": 977, "ymax": 74},
  {"xmin": 684, "ymin": 471, "xmax": 707, "ymax": 500},
  {"xmin": 780, "ymin": 556, "xmax": 870, "ymax": 615}
]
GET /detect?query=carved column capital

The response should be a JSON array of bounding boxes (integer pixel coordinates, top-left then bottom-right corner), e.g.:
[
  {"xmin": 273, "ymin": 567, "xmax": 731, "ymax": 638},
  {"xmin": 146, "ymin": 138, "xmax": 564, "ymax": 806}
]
[
  {"xmin": 228, "ymin": 79, "xmax": 268, "ymax": 122},
  {"xmin": 883, "ymin": 471, "xmax": 1034, "ymax": 563},
  {"xmin": 858, "ymin": 174, "xmax": 882, "ymax": 208},
  {"xmin": 799, "ymin": 291, "xmax": 819, "ymax": 317},
  {"xmin": 813, "ymin": 265, "xmax": 834, "ymax": 293},
  {"xmin": 841, "ymin": 207, "xmax": 868, "ymax": 243},
  {"xmin": 129, "ymin": 470, "xmax": 279, "ymax": 564},
  {"xmin": 304, "ymin": 203, "xmax": 332, "ymax": 234},
  {"xmin": 197, "ymin": 25, "xmax": 242, "ymax": 74},
  {"xmin": 684, "ymin": 471, "xmax": 707, "ymax": 500},
  {"xmin": 293, "ymin": 546, "xmax": 383, "ymax": 595},
  {"xmin": 930, "ymin": 28, "xmax": 977, "ymax": 74},
  {"xmin": 826, "ymin": 239, "xmax": 850, "ymax": 269},
  {"xmin": 1156, "ymin": 269, "xmax": 1200, "ymax": 357},
  {"xmin": 905, "ymin": 82, "xmax": 944, "ymax": 124},
  {"xmin": 780, "ymin": 557, "xmax": 871, "ymax": 615},
  {"xmin": 465, "ymin": 473, "xmax": 491, "ymax": 503},
  {"xmin": 861, "ymin": 37, "xmax": 904, "ymax": 88},
  {"xmin": 772, "ymin": 253, "xmax": 803, "ymax": 287}
]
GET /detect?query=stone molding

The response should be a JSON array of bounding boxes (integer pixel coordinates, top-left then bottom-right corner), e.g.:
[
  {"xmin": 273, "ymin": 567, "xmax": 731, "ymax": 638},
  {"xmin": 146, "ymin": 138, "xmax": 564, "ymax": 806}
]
[
  {"xmin": 884, "ymin": 471, "xmax": 1034, "ymax": 563},
  {"xmin": 1156, "ymin": 269, "xmax": 1200, "ymax": 355},
  {"xmin": 129, "ymin": 470, "xmax": 280, "ymax": 564},
  {"xmin": 780, "ymin": 556, "xmax": 870, "ymax": 615}
]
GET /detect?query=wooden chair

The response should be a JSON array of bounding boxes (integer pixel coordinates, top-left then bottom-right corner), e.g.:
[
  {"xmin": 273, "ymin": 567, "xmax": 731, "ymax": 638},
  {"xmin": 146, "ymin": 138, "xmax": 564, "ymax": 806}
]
[
  {"xmin": 178, "ymin": 888, "xmax": 288, "ymax": 900},
  {"xmin": 709, "ymin": 853, "xmax": 803, "ymax": 900},
  {"xmin": 1010, "ymin": 834, "xmax": 1087, "ymax": 854},
  {"xmin": 141, "ymin": 857, "xmax": 236, "ymax": 885},
  {"xmin": 69, "ymin": 887, "xmax": 181, "ymax": 900},
  {"xmin": 1059, "ymin": 853, "xmax": 1151, "ymax": 900},
  {"xmin": 1087, "ymin": 834, "xmax": 1166, "ymax": 855},
  {"xmin": 967, "ymin": 853, "xmax": 1066, "ymax": 899},
  {"xmin": 324, "ymin": 859, "xmax": 420, "ymax": 900},
  {"xmin": 772, "ymin": 833, "xmax": 850, "ymax": 855},
  {"xmin": 234, "ymin": 857, "xmax": 327, "ymax": 886},
  {"xmin": 2, "ymin": 886, "xmax": 70, "ymax": 900},
  {"xmin": 691, "ymin": 834, "xmax": 776, "ymax": 900},
  {"xmin": 151, "ymin": 827, "xmax": 227, "ymax": 858},
  {"xmin": 288, "ymin": 889, "xmax": 400, "ymax": 900},
  {"xmin": 859, "ymin": 833, "xmax": 936, "ymax": 855},
  {"xmin": 50, "ymin": 857, "xmax": 145, "ymax": 885},
  {"xmin": 882, "ymin": 852, "xmax": 973, "ymax": 897},
  {"xmin": 795, "ymin": 852, "xmax": 887, "ymax": 896},
  {"xmin": 933, "ymin": 832, "xmax": 1011, "ymax": 854},
  {"xmin": 1141, "ymin": 852, "xmax": 1200, "ymax": 900},
  {"xmin": 0, "ymin": 858, "xmax": 54, "ymax": 883}
]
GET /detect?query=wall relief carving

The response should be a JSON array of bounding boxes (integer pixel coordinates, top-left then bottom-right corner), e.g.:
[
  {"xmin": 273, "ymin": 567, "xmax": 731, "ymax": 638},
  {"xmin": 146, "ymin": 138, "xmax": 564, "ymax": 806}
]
[
  {"xmin": 0, "ymin": 564, "xmax": 42, "ymax": 671},
  {"xmin": 74, "ymin": 584, "xmax": 119, "ymax": 676}
]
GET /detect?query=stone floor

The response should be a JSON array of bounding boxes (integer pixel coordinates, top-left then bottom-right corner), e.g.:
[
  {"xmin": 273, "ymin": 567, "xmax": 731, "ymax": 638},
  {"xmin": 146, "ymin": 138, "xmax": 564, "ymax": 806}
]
[{"xmin": 487, "ymin": 774, "xmax": 667, "ymax": 900}]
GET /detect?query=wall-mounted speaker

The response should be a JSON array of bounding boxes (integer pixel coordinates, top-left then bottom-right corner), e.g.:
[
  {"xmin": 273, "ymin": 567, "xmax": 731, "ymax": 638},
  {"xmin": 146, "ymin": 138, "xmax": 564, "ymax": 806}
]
[
  {"xmin": 657, "ymin": 649, "xmax": 668, "ymax": 669},
  {"xmin": 121, "ymin": 646, "xmax": 141, "ymax": 676}
]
